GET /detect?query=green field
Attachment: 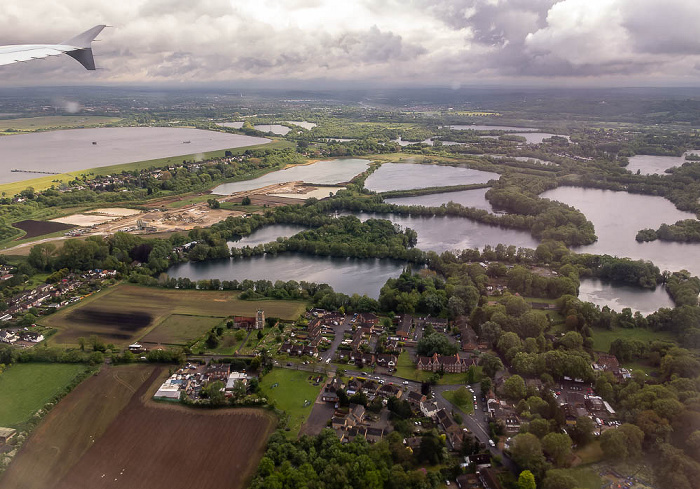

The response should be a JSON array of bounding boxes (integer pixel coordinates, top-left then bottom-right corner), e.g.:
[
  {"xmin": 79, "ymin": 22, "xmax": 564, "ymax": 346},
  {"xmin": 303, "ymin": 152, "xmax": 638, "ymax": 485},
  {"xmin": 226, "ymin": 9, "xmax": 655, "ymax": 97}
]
[
  {"xmin": 140, "ymin": 314, "xmax": 224, "ymax": 345},
  {"xmin": 0, "ymin": 363, "xmax": 89, "ymax": 427},
  {"xmin": 41, "ymin": 284, "xmax": 307, "ymax": 347},
  {"xmin": 442, "ymin": 389, "xmax": 475, "ymax": 414},
  {"xmin": 0, "ymin": 115, "xmax": 121, "ymax": 133},
  {"xmin": 260, "ymin": 368, "xmax": 325, "ymax": 436},
  {"xmin": 590, "ymin": 327, "xmax": 676, "ymax": 353}
]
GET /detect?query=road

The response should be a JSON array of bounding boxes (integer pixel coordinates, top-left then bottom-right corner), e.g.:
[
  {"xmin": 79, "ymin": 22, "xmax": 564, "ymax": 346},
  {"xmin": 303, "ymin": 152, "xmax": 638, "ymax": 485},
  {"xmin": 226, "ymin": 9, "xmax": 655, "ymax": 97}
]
[{"xmin": 319, "ymin": 315, "xmax": 353, "ymax": 362}]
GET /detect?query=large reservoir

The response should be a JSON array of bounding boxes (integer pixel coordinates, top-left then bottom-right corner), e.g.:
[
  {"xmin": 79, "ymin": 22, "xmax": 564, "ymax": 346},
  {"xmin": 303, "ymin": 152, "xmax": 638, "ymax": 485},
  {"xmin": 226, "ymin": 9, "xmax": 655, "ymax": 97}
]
[{"xmin": 0, "ymin": 127, "xmax": 270, "ymax": 184}]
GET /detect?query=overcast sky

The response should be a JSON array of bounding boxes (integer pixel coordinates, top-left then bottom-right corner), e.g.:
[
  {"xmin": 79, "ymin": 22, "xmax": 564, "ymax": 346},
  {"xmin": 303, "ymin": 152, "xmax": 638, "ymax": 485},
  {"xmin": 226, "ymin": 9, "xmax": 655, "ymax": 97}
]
[{"xmin": 1, "ymin": 0, "xmax": 699, "ymax": 88}]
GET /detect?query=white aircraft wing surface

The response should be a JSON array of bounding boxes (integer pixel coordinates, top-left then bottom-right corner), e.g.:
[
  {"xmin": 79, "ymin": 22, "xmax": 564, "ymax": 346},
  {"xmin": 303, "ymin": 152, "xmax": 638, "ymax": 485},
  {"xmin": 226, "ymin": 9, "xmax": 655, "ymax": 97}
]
[{"xmin": 0, "ymin": 25, "xmax": 106, "ymax": 70}]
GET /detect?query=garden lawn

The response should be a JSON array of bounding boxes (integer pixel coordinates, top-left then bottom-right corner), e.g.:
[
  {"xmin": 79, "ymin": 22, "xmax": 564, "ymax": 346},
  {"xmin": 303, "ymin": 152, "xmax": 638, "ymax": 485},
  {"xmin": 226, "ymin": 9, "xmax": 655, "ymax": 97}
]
[
  {"xmin": 442, "ymin": 389, "xmax": 475, "ymax": 414},
  {"xmin": 260, "ymin": 368, "xmax": 325, "ymax": 437},
  {"xmin": 590, "ymin": 327, "xmax": 676, "ymax": 353},
  {"xmin": 0, "ymin": 363, "xmax": 89, "ymax": 427}
]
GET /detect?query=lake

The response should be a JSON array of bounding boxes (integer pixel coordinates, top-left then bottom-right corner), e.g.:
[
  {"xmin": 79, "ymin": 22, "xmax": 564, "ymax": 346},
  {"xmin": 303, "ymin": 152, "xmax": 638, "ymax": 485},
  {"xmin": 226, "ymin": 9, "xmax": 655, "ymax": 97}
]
[
  {"xmin": 0, "ymin": 127, "xmax": 270, "ymax": 184},
  {"xmin": 167, "ymin": 254, "xmax": 407, "ymax": 298},
  {"xmin": 392, "ymin": 137, "xmax": 464, "ymax": 147},
  {"xmin": 364, "ymin": 163, "xmax": 500, "ymax": 193},
  {"xmin": 217, "ymin": 122, "xmax": 244, "ymax": 129},
  {"xmin": 212, "ymin": 158, "xmax": 369, "ymax": 195},
  {"xmin": 449, "ymin": 125, "xmax": 537, "ymax": 131},
  {"xmin": 285, "ymin": 121, "xmax": 316, "ymax": 130},
  {"xmin": 541, "ymin": 187, "xmax": 700, "ymax": 276},
  {"xmin": 579, "ymin": 278, "xmax": 674, "ymax": 315},
  {"xmin": 341, "ymin": 211, "xmax": 539, "ymax": 253},
  {"xmin": 254, "ymin": 124, "xmax": 290, "ymax": 135},
  {"xmin": 227, "ymin": 224, "xmax": 307, "ymax": 248},
  {"xmin": 492, "ymin": 155, "xmax": 557, "ymax": 166},
  {"xmin": 626, "ymin": 150, "xmax": 700, "ymax": 175},
  {"xmin": 384, "ymin": 188, "xmax": 494, "ymax": 212}
]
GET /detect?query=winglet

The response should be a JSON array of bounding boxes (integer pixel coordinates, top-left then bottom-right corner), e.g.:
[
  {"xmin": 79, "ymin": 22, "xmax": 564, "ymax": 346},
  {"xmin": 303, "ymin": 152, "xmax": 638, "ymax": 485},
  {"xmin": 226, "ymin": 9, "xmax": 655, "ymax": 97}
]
[
  {"xmin": 62, "ymin": 25, "xmax": 106, "ymax": 49},
  {"xmin": 61, "ymin": 25, "xmax": 106, "ymax": 70}
]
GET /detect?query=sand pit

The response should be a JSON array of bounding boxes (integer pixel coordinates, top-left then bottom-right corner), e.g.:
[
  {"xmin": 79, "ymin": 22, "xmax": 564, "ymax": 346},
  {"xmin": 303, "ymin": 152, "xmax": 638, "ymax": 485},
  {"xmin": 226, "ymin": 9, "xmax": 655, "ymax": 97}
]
[
  {"xmin": 270, "ymin": 186, "xmax": 344, "ymax": 200},
  {"xmin": 51, "ymin": 214, "xmax": 121, "ymax": 226},
  {"xmin": 90, "ymin": 208, "xmax": 142, "ymax": 217}
]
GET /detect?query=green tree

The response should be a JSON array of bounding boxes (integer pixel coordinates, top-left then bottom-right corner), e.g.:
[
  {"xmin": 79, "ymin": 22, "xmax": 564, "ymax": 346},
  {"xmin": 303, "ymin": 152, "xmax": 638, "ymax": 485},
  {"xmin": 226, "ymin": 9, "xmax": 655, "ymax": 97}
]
[
  {"xmin": 541, "ymin": 432, "xmax": 572, "ymax": 467},
  {"xmin": 452, "ymin": 386, "xmax": 470, "ymax": 407},
  {"xmin": 517, "ymin": 470, "xmax": 536, "ymax": 489},
  {"xmin": 503, "ymin": 375, "xmax": 527, "ymax": 401}
]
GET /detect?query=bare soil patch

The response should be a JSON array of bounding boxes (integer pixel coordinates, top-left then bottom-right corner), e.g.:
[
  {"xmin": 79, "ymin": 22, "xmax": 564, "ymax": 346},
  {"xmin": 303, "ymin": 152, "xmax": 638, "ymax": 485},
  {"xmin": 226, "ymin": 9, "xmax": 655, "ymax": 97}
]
[
  {"xmin": 67, "ymin": 309, "xmax": 153, "ymax": 337},
  {"xmin": 13, "ymin": 220, "xmax": 74, "ymax": 240},
  {"xmin": 2, "ymin": 364, "xmax": 275, "ymax": 489}
]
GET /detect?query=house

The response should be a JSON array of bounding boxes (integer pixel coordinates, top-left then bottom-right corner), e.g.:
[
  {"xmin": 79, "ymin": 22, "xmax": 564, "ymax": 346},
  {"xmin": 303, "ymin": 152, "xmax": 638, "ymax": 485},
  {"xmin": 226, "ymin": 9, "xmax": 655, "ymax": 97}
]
[
  {"xmin": 397, "ymin": 314, "xmax": 412, "ymax": 339},
  {"xmin": 0, "ymin": 427, "xmax": 16, "ymax": 445},
  {"xmin": 345, "ymin": 379, "xmax": 362, "ymax": 396},
  {"xmin": 321, "ymin": 378, "xmax": 343, "ymax": 403},
  {"xmin": 234, "ymin": 316, "xmax": 256, "ymax": 330},
  {"xmin": 349, "ymin": 403, "xmax": 365, "ymax": 425},
  {"xmin": 20, "ymin": 331, "xmax": 44, "ymax": 343},
  {"xmin": 366, "ymin": 427, "xmax": 385, "ymax": 443},
  {"xmin": 0, "ymin": 330, "xmax": 18, "ymax": 344},
  {"xmin": 225, "ymin": 372, "xmax": 249, "ymax": 391},
  {"xmin": 361, "ymin": 380, "xmax": 380, "ymax": 397},
  {"xmin": 154, "ymin": 381, "xmax": 182, "ymax": 400},
  {"xmin": 436, "ymin": 409, "xmax": 461, "ymax": 434},
  {"xmin": 332, "ymin": 416, "xmax": 349, "ymax": 430},
  {"xmin": 376, "ymin": 353, "xmax": 397, "ymax": 369},
  {"xmin": 417, "ymin": 353, "xmax": 470, "ymax": 373},
  {"xmin": 447, "ymin": 431, "xmax": 467, "ymax": 451},
  {"xmin": 406, "ymin": 390, "xmax": 426, "ymax": 409},
  {"xmin": 357, "ymin": 312, "xmax": 379, "ymax": 325},
  {"xmin": 420, "ymin": 400, "xmax": 439, "ymax": 418},
  {"xmin": 357, "ymin": 352, "xmax": 375, "ymax": 368},
  {"xmin": 206, "ymin": 363, "xmax": 230, "ymax": 382},
  {"xmin": 377, "ymin": 383, "xmax": 403, "ymax": 399}
]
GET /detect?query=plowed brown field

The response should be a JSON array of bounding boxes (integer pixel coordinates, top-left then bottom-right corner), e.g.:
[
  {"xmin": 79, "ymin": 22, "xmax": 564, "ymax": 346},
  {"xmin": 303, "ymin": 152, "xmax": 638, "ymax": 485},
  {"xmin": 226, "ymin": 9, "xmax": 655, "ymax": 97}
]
[{"xmin": 1, "ymin": 364, "xmax": 275, "ymax": 489}]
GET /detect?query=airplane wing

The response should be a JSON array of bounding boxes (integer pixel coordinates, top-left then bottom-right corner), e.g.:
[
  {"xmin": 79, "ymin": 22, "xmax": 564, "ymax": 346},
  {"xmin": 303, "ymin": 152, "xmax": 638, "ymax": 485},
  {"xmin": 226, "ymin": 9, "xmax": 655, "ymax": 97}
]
[{"xmin": 0, "ymin": 25, "xmax": 106, "ymax": 70}]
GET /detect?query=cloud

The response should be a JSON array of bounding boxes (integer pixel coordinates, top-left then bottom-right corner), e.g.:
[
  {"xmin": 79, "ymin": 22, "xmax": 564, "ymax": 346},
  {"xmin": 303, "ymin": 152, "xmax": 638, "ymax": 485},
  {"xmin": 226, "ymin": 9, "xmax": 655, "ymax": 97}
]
[{"xmin": 0, "ymin": 0, "xmax": 699, "ymax": 86}]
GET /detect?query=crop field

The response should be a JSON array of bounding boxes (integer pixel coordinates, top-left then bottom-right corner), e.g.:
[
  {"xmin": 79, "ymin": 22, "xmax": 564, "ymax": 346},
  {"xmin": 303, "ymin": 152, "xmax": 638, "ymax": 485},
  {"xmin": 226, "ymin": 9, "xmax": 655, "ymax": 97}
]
[
  {"xmin": 0, "ymin": 363, "xmax": 89, "ymax": 428},
  {"xmin": 140, "ymin": 314, "xmax": 223, "ymax": 345},
  {"xmin": 260, "ymin": 368, "xmax": 325, "ymax": 436},
  {"xmin": 41, "ymin": 284, "xmax": 306, "ymax": 346},
  {"xmin": 1, "ymin": 364, "xmax": 276, "ymax": 489},
  {"xmin": 1, "ymin": 364, "xmax": 157, "ymax": 489}
]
